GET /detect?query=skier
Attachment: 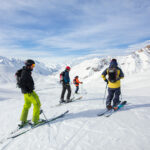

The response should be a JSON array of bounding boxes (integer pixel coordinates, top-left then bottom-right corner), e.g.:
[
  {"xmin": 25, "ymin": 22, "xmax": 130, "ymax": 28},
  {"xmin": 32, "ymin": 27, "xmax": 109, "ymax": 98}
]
[
  {"xmin": 16, "ymin": 59, "xmax": 43, "ymax": 127},
  {"xmin": 73, "ymin": 76, "xmax": 83, "ymax": 94},
  {"xmin": 101, "ymin": 59, "xmax": 124, "ymax": 110},
  {"xmin": 60, "ymin": 66, "xmax": 71, "ymax": 103}
]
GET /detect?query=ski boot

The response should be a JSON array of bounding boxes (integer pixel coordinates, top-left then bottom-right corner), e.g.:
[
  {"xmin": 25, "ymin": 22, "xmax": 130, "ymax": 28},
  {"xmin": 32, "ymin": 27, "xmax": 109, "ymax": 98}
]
[
  {"xmin": 59, "ymin": 99, "xmax": 66, "ymax": 104},
  {"xmin": 113, "ymin": 106, "xmax": 118, "ymax": 110},
  {"xmin": 66, "ymin": 99, "xmax": 72, "ymax": 103},
  {"xmin": 29, "ymin": 119, "xmax": 46, "ymax": 127},
  {"xmin": 106, "ymin": 105, "xmax": 112, "ymax": 110},
  {"xmin": 18, "ymin": 120, "xmax": 30, "ymax": 129},
  {"xmin": 113, "ymin": 101, "xmax": 121, "ymax": 110}
]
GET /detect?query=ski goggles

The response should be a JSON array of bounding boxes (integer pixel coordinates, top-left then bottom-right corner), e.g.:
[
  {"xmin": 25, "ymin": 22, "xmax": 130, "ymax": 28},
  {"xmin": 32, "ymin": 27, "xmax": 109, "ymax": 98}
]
[{"xmin": 31, "ymin": 64, "xmax": 35, "ymax": 68}]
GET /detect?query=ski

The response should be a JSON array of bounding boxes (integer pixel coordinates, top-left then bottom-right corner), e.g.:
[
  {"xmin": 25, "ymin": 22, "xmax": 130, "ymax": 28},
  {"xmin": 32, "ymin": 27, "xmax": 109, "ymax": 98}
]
[
  {"xmin": 97, "ymin": 109, "xmax": 111, "ymax": 116},
  {"xmin": 54, "ymin": 96, "xmax": 83, "ymax": 107},
  {"xmin": 0, "ymin": 110, "xmax": 69, "ymax": 144},
  {"xmin": 10, "ymin": 121, "xmax": 31, "ymax": 135},
  {"xmin": 104, "ymin": 109, "xmax": 114, "ymax": 117},
  {"xmin": 71, "ymin": 96, "xmax": 82, "ymax": 101},
  {"xmin": 105, "ymin": 101, "xmax": 127, "ymax": 117}
]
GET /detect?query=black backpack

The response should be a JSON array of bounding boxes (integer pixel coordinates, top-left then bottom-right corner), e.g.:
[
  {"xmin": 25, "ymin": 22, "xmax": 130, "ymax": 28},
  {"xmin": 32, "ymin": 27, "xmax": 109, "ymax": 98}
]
[
  {"xmin": 108, "ymin": 68, "xmax": 117, "ymax": 83},
  {"xmin": 15, "ymin": 69, "xmax": 23, "ymax": 88}
]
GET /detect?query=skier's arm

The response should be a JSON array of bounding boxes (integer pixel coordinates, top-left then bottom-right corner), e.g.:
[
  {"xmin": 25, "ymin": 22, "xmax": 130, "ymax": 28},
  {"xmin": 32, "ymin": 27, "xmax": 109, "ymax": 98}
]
[
  {"xmin": 76, "ymin": 79, "xmax": 82, "ymax": 84},
  {"xmin": 119, "ymin": 68, "xmax": 124, "ymax": 79},
  {"xmin": 101, "ymin": 69, "xmax": 107, "ymax": 81}
]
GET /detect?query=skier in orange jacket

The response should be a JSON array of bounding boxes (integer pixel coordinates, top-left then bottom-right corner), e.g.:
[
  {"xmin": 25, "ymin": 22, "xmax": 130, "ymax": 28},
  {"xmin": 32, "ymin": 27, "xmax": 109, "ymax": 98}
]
[{"xmin": 73, "ymin": 76, "xmax": 83, "ymax": 94}]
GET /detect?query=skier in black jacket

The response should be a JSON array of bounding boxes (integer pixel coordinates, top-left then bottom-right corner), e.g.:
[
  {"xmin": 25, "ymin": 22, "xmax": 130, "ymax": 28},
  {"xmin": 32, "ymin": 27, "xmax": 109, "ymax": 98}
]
[
  {"xmin": 60, "ymin": 66, "xmax": 71, "ymax": 103},
  {"xmin": 18, "ymin": 59, "xmax": 42, "ymax": 127}
]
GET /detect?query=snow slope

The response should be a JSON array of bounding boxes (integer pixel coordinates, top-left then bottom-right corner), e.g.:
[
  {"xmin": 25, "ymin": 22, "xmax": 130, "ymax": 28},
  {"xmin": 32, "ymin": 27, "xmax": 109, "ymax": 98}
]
[
  {"xmin": 0, "ymin": 70, "xmax": 150, "ymax": 150},
  {"xmin": 0, "ymin": 46, "xmax": 150, "ymax": 150}
]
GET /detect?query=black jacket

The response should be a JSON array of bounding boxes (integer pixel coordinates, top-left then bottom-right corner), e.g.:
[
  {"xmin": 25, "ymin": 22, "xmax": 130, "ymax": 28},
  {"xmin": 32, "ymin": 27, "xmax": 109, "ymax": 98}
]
[{"xmin": 20, "ymin": 66, "xmax": 35, "ymax": 93}]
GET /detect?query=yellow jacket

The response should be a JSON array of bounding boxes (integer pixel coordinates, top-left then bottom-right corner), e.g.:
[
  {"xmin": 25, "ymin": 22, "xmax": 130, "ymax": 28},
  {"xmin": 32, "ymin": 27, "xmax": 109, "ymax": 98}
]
[{"xmin": 101, "ymin": 67, "xmax": 124, "ymax": 88}]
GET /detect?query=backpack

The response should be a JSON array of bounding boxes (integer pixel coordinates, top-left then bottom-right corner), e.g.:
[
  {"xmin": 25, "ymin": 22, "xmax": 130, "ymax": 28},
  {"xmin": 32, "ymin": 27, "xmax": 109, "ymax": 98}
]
[
  {"xmin": 108, "ymin": 68, "xmax": 118, "ymax": 83},
  {"xmin": 73, "ymin": 78, "xmax": 77, "ymax": 84},
  {"xmin": 60, "ymin": 71, "xmax": 65, "ymax": 83},
  {"xmin": 15, "ymin": 69, "xmax": 23, "ymax": 88}
]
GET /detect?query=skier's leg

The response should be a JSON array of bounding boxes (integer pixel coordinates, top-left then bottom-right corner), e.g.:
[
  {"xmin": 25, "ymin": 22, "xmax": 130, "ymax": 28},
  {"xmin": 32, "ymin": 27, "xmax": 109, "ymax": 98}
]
[
  {"xmin": 60, "ymin": 84, "xmax": 66, "ymax": 101},
  {"xmin": 113, "ymin": 88, "xmax": 121, "ymax": 106},
  {"xmin": 106, "ymin": 88, "xmax": 114, "ymax": 108},
  {"xmin": 32, "ymin": 91, "xmax": 41, "ymax": 107},
  {"xmin": 66, "ymin": 85, "xmax": 71, "ymax": 101},
  {"xmin": 30, "ymin": 92, "xmax": 41, "ymax": 124},
  {"xmin": 76, "ymin": 86, "xmax": 79, "ymax": 93},
  {"xmin": 75, "ymin": 86, "xmax": 78, "ymax": 93},
  {"xmin": 20, "ymin": 94, "xmax": 31, "ymax": 122},
  {"xmin": 77, "ymin": 86, "xmax": 79, "ymax": 93}
]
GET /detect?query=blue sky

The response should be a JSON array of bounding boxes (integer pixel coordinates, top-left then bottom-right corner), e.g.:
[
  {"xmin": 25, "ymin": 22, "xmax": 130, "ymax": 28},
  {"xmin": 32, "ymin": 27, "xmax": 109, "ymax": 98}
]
[{"xmin": 0, "ymin": 0, "xmax": 150, "ymax": 63}]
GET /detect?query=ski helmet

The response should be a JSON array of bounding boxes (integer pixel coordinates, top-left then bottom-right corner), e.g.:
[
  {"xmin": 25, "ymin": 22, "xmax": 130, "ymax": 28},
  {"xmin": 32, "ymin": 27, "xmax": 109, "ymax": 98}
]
[
  {"xmin": 66, "ymin": 66, "xmax": 71, "ymax": 70},
  {"xmin": 109, "ymin": 58, "xmax": 118, "ymax": 68},
  {"xmin": 111, "ymin": 59, "xmax": 117, "ymax": 63},
  {"xmin": 25, "ymin": 59, "xmax": 35, "ymax": 66},
  {"xmin": 75, "ymin": 76, "xmax": 79, "ymax": 78}
]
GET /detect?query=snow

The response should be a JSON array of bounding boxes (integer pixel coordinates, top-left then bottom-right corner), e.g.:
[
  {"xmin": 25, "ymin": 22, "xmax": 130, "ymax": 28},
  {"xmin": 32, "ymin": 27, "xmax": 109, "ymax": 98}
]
[{"xmin": 0, "ymin": 47, "xmax": 150, "ymax": 150}]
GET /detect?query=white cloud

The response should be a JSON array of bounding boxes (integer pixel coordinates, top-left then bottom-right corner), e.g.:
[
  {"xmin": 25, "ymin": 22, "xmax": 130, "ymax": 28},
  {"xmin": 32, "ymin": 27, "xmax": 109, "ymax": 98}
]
[{"xmin": 0, "ymin": 0, "xmax": 150, "ymax": 59}]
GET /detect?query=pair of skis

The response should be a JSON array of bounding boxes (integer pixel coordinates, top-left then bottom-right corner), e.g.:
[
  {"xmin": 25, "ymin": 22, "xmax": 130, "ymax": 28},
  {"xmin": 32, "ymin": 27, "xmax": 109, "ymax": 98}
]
[
  {"xmin": 54, "ymin": 96, "xmax": 83, "ymax": 107},
  {"xmin": 97, "ymin": 101, "xmax": 127, "ymax": 117},
  {"xmin": 0, "ymin": 110, "xmax": 69, "ymax": 144}
]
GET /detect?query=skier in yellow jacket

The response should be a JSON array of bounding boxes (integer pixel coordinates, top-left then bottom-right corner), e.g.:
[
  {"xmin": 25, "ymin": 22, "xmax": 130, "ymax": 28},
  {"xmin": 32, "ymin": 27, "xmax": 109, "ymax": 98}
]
[{"xmin": 101, "ymin": 59, "xmax": 124, "ymax": 110}]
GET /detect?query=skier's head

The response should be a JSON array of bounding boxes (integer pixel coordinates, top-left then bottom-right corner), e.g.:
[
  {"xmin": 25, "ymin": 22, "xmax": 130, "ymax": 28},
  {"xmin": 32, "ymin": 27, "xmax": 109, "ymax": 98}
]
[
  {"xmin": 109, "ymin": 58, "xmax": 118, "ymax": 68},
  {"xmin": 75, "ymin": 76, "xmax": 79, "ymax": 78},
  {"xmin": 25, "ymin": 59, "xmax": 35, "ymax": 70},
  {"xmin": 66, "ymin": 66, "xmax": 71, "ymax": 71}
]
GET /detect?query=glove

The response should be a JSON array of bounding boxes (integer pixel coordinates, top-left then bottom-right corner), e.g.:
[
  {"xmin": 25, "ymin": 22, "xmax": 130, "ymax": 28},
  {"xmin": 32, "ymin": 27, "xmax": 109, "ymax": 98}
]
[
  {"xmin": 104, "ymin": 79, "xmax": 108, "ymax": 84},
  {"xmin": 116, "ymin": 77, "xmax": 120, "ymax": 81},
  {"xmin": 60, "ymin": 80, "xmax": 63, "ymax": 84},
  {"xmin": 81, "ymin": 82, "xmax": 83, "ymax": 84},
  {"xmin": 65, "ymin": 83, "xmax": 70, "ymax": 86},
  {"xmin": 40, "ymin": 109, "xmax": 43, "ymax": 114}
]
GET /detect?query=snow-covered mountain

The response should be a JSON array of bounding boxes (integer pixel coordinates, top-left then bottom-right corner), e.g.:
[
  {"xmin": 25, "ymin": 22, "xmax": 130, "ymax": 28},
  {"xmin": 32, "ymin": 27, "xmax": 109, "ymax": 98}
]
[
  {"xmin": 1, "ymin": 44, "xmax": 150, "ymax": 85},
  {"xmin": 1, "ymin": 45, "xmax": 150, "ymax": 84},
  {"xmin": 0, "ymin": 56, "xmax": 60, "ymax": 84},
  {"xmin": 70, "ymin": 45, "xmax": 150, "ymax": 80}
]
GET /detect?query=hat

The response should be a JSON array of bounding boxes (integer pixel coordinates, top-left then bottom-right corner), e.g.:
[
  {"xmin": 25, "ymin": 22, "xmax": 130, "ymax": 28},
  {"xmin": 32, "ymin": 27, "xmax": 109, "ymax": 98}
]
[{"xmin": 25, "ymin": 59, "xmax": 35, "ymax": 66}]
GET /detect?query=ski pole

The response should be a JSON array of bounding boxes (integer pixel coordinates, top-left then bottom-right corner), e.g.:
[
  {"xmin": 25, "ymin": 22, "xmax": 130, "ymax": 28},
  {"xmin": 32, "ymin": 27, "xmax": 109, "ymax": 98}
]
[
  {"xmin": 80, "ymin": 84, "xmax": 83, "ymax": 94},
  {"xmin": 41, "ymin": 110, "xmax": 51, "ymax": 143},
  {"xmin": 120, "ymin": 88, "xmax": 123, "ymax": 101},
  {"xmin": 41, "ymin": 110, "xmax": 50, "ymax": 127},
  {"xmin": 103, "ymin": 83, "xmax": 107, "ymax": 104}
]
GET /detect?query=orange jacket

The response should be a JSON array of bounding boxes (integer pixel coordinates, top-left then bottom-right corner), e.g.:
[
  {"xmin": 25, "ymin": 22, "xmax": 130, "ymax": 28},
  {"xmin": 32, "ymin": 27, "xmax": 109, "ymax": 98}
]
[{"xmin": 74, "ymin": 78, "xmax": 82, "ymax": 86}]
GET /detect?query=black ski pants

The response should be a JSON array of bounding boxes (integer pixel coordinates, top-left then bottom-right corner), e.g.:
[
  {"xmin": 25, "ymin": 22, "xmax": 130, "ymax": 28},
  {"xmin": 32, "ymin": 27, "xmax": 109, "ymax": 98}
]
[
  {"xmin": 106, "ymin": 87, "xmax": 121, "ymax": 107},
  {"xmin": 61, "ymin": 84, "xmax": 71, "ymax": 101}
]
